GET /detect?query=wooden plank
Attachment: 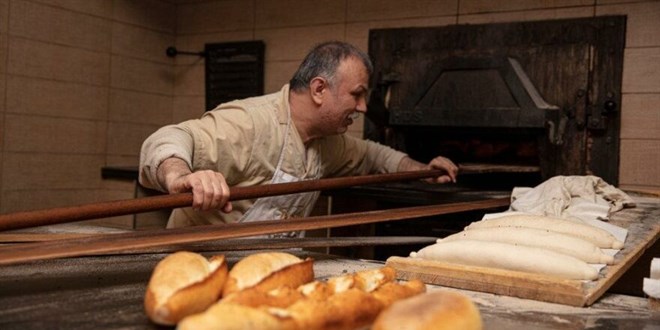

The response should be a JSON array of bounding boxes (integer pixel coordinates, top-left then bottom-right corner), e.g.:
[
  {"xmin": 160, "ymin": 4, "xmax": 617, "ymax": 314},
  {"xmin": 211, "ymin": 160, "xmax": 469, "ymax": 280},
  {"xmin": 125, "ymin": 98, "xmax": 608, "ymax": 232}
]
[
  {"xmin": 0, "ymin": 170, "xmax": 447, "ymax": 232},
  {"xmin": 0, "ymin": 233, "xmax": 99, "ymax": 242},
  {"xmin": 0, "ymin": 236, "xmax": 438, "ymax": 253},
  {"xmin": 459, "ymin": 163, "xmax": 540, "ymax": 174},
  {"xmin": 386, "ymin": 195, "xmax": 660, "ymax": 306},
  {"xmin": 583, "ymin": 196, "xmax": 660, "ymax": 305},
  {"xmin": 0, "ymin": 198, "xmax": 510, "ymax": 266},
  {"xmin": 387, "ymin": 257, "xmax": 587, "ymax": 306}
]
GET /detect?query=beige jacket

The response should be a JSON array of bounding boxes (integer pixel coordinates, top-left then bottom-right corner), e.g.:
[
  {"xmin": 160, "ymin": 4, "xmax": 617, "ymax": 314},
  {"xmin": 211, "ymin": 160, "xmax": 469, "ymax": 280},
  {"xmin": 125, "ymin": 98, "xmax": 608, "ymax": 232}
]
[{"xmin": 139, "ymin": 85, "xmax": 406, "ymax": 227}]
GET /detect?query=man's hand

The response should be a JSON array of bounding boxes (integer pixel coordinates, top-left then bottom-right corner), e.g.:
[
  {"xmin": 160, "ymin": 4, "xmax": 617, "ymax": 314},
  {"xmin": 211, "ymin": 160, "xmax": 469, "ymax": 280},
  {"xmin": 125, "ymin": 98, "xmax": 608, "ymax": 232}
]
[
  {"xmin": 157, "ymin": 158, "xmax": 232, "ymax": 213},
  {"xmin": 426, "ymin": 155, "xmax": 458, "ymax": 183},
  {"xmin": 397, "ymin": 156, "xmax": 458, "ymax": 184}
]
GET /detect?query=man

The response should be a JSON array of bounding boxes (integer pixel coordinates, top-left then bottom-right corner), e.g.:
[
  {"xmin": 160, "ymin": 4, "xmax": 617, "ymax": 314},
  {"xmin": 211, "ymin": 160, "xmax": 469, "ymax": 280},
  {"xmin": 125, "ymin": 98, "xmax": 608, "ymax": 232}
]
[{"xmin": 139, "ymin": 41, "xmax": 458, "ymax": 229}]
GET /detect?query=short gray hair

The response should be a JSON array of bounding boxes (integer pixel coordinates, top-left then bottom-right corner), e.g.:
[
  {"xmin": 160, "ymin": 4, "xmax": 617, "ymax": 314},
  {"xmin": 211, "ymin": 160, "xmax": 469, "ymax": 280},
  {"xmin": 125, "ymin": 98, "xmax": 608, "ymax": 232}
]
[{"xmin": 289, "ymin": 41, "xmax": 373, "ymax": 92}]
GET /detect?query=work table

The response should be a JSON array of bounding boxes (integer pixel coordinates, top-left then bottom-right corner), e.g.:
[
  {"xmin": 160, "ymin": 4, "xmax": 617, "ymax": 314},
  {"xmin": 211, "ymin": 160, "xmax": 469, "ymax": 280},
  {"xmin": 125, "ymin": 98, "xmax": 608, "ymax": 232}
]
[
  {"xmin": 1, "ymin": 192, "xmax": 658, "ymax": 329},
  {"xmin": 0, "ymin": 251, "xmax": 657, "ymax": 329}
]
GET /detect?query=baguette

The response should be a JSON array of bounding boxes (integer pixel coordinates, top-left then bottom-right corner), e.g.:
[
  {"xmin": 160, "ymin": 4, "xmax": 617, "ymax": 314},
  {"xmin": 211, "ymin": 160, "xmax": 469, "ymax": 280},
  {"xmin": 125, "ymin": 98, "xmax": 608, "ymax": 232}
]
[
  {"xmin": 286, "ymin": 288, "xmax": 384, "ymax": 330},
  {"xmin": 297, "ymin": 280, "xmax": 333, "ymax": 300},
  {"xmin": 178, "ymin": 264, "xmax": 425, "ymax": 330},
  {"xmin": 371, "ymin": 279, "xmax": 426, "ymax": 307},
  {"xmin": 287, "ymin": 279, "xmax": 426, "ymax": 330},
  {"xmin": 354, "ymin": 266, "xmax": 397, "ymax": 292},
  {"xmin": 144, "ymin": 251, "xmax": 228, "ymax": 325},
  {"xmin": 326, "ymin": 266, "xmax": 397, "ymax": 294},
  {"xmin": 223, "ymin": 252, "xmax": 314, "ymax": 295},
  {"xmin": 177, "ymin": 302, "xmax": 292, "ymax": 330},
  {"xmin": 221, "ymin": 286, "xmax": 304, "ymax": 309},
  {"xmin": 372, "ymin": 290, "xmax": 482, "ymax": 330}
]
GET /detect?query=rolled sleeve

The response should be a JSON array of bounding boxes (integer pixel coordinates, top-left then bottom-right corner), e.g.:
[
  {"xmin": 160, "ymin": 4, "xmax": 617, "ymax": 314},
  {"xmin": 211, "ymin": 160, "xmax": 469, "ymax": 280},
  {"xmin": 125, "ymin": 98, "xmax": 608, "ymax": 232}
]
[
  {"xmin": 321, "ymin": 135, "xmax": 407, "ymax": 176},
  {"xmin": 138, "ymin": 125, "xmax": 194, "ymax": 192}
]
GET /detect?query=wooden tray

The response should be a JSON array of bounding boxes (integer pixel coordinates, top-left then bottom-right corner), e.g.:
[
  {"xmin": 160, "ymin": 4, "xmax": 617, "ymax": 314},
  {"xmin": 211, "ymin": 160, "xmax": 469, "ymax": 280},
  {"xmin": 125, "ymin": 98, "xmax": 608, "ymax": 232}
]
[{"xmin": 387, "ymin": 195, "xmax": 660, "ymax": 306}]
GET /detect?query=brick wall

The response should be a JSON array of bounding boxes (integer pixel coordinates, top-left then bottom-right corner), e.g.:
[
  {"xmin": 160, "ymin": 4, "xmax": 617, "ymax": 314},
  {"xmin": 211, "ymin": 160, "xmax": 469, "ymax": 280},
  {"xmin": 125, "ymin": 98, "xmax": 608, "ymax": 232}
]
[
  {"xmin": 173, "ymin": 0, "xmax": 659, "ymax": 192},
  {"xmin": 0, "ymin": 0, "xmax": 657, "ymax": 228},
  {"xmin": 0, "ymin": 0, "xmax": 176, "ymax": 227}
]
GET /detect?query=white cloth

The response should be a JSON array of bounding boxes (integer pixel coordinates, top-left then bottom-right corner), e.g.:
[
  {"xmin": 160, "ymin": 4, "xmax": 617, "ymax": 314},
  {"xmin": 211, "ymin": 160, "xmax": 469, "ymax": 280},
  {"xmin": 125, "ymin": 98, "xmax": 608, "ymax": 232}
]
[
  {"xmin": 643, "ymin": 258, "xmax": 660, "ymax": 298},
  {"xmin": 510, "ymin": 175, "xmax": 635, "ymax": 221},
  {"xmin": 481, "ymin": 176, "xmax": 634, "ymax": 277}
]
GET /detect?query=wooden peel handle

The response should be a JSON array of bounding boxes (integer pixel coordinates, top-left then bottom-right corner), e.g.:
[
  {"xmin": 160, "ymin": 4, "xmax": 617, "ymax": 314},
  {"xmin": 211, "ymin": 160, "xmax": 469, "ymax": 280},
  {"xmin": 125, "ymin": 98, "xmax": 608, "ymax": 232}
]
[{"xmin": 0, "ymin": 169, "xmax": 445, "ymax": 231}]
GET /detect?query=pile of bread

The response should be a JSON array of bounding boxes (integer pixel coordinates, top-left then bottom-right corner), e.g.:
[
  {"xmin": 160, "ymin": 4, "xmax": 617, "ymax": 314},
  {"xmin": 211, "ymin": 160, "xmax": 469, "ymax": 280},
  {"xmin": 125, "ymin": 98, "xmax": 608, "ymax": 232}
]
[
  {"xmin": 411, "ymin": 214, "xmax": 624, "ymax": 280},
  {"xmin": 144, "ymin": 251, "xmax": 482, "ymax": 329}
]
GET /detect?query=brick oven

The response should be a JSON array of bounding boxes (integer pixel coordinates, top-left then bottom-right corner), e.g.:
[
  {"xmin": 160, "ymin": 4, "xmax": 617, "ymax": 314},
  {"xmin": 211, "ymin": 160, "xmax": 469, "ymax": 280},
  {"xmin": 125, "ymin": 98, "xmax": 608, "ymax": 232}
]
[
  {"xmin": 366, "ymin": 16, "xmax": 625, "ymax": 188},
  {"xmin": 328, "ymin": 16, "xmax": 627, "ymax": 259}
]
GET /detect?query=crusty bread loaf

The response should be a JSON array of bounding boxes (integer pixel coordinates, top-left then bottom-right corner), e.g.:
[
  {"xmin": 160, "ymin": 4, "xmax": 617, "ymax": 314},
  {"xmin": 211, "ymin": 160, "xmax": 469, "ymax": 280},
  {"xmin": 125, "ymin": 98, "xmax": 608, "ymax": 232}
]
[
  {"xmin": 175, "ymin": 264, "xmax": 427, "ymax": 330},
  {"xmin": 297, "ymin": 280, "xmax": 332, "ymax": 300},
  {"xmin": 222, "ymin": 252, "xmax": 314, "ymax": 295},
  {"xmin": 221, "ymin": 286, "xmax": 304, "ymax": 308},
  {"xmin": 177, "ymin": 302, "xmax": 292, "ymax": 330},
  {"xmin": 372, "ymin": 290, "xmax": 483, "ymax": 330},
  {"xmin": 354, "ymin": 266, "xmax": 397, "ymax": 292},
  {"xmin": 144, "ymin": 251, "xmax": 227, "ymax": 325},
  {"xmin": 286, "ymin": 288, "xmax": 384, "ymax": 330},
  {"xmin": 326, "ymin": 266, "xmax": 398, "ymax": 294},
  {"xmin": 371, "ymin": 279, "xmax": 426, "ymax": 307}
]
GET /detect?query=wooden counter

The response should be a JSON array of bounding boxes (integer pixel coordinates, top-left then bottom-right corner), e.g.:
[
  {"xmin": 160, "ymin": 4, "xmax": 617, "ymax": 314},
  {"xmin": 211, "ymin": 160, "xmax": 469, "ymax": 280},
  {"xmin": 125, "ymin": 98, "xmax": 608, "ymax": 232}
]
[{"xmin": 0, "ymin": 250, "xmax": 657, "ymax": 329}]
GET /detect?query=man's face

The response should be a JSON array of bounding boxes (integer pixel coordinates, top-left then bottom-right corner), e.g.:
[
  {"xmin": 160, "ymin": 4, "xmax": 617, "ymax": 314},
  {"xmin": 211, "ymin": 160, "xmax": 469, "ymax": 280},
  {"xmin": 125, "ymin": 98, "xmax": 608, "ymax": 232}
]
[{"xmin": 319, "ymin": 56, "xmax": 370, "ymax": 135}]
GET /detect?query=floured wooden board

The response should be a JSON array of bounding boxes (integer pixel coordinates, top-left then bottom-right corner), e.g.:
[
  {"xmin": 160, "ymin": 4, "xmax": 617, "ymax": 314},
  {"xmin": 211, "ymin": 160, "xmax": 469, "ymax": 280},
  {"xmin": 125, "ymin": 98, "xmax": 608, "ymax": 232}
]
[{"xmin": 387, "ymin": 195, "xmax": 660, "ymax": 306}]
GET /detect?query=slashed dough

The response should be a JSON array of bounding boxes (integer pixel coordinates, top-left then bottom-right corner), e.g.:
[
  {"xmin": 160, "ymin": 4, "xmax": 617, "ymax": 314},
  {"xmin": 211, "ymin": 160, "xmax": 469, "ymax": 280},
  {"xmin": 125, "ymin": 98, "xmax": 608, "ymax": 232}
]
[
  {"xmin": 465, "ymin": 214, "xmax": 623, "ymax": 249},
  {"xmin": 440, "ymin": 227, "xmax": 614, "ymax": 264},
  {"xmin": 411, "ymin": 240, "xmax": 599, "ymax": 280}
]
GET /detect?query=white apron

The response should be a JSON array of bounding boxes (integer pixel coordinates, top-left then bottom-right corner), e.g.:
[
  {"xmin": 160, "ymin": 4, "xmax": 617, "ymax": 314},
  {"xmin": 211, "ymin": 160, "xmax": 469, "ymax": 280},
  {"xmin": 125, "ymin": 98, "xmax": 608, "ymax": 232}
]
[{"xmin": 238, "ymin": 105, "xmax": 321, "ymax": 238}]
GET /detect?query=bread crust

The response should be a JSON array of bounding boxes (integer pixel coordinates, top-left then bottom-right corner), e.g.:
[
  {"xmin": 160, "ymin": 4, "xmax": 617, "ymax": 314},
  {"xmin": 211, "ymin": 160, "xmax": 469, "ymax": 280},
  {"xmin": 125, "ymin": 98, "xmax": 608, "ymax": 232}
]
[
  {"xmin": 170, "ymin": 262, "xmax": 427, "ymax": 330},
  {"xmin": 223, "ymin": 252, "xmax": 314, "ymax": 295},
  {"xmin": 287, "ymin": 288, "xmax": 384, "ymax": 330},
  {"xmin": 354, "ymin": 266, "xmax": 397, "ymax": 292},
  {"xmin": 177, "ymin": 302, "xmax": 291, "ymax": 330},
  {"xmin": 221, "ymin": 286, "xmax": 304, "ymax": 308},
  {"xmin": 372, "ymin": 290, "xmax": 483, "ymax": 330},
  {"xmin": 371, "ymin": 279, "xmax": 426, "ymax": 307},
  {"xmin": 144, "ymin": 253, "xmax": 228, "ymax": 325}
]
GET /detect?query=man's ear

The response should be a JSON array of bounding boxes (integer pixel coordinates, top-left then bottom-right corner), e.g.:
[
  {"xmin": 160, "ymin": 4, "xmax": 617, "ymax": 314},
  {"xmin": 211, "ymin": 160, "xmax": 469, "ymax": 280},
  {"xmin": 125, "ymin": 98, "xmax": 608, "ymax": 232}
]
[{"xmin": 309, "ymin": 77, "xmax": 327, "ymax": 105}]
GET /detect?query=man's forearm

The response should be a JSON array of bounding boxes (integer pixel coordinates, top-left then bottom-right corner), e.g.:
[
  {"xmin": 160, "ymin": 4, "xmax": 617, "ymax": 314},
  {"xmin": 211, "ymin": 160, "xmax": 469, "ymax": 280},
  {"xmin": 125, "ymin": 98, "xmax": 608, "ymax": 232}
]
[
  {"xmin": 397, "ymin": 156, "xmax": 427, "ymax": 172},
  {"xmin": 157, "ymin": 157, "xmax": 193, "ymax": 193},
  {"xmin": 138, "ymin": 125, "xmax": 195, "ymax": 192}
]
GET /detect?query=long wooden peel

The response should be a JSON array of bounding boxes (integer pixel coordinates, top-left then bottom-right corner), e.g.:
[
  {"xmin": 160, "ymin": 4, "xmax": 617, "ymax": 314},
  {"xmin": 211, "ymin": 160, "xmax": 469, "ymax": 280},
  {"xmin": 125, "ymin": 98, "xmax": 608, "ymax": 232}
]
[
  {"xmin": 0, "ymin": 169, "xmax": 446, "ymax": 232},
  {"xmin": 0, "ymin": 197, "xmax": 509, "ymax": 266},
  {"xmin": 0, "ymin": 236, "xmax": 439, "ymax": 253}
]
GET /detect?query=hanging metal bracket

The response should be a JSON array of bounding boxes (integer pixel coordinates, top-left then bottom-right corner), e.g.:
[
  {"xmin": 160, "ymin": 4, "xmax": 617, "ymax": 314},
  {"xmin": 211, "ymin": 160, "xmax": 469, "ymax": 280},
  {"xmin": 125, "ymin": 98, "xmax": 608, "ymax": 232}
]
[{"xmin": 165, "ymin": 46, "xmax": 206, "ymax": 58}]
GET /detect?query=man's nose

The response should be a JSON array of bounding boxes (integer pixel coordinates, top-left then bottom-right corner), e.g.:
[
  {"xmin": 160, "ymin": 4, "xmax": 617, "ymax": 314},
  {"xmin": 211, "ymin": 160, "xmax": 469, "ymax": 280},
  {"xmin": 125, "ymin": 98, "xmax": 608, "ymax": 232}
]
[{"xmin": 356, "ymin": 97, "xmax": 368, "ymax": 112}]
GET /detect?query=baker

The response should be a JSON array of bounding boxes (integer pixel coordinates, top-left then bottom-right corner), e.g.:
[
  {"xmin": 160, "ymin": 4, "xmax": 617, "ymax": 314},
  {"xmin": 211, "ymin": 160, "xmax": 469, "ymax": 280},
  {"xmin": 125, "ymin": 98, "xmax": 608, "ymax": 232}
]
[{"xmin": 138, "ymin": 41, "xmax": 458, "ymax": 230}]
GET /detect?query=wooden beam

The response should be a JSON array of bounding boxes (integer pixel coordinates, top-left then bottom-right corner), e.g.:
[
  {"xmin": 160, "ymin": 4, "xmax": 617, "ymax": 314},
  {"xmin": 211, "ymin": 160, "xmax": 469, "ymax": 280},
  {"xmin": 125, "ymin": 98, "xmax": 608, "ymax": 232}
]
[
  {"xmin": 0, "ymin": 170, "xmax": 446, "ymax": 231},
  {"xmin": 0, "ymin": 197, "xmax": 509, "ymax": 266}
]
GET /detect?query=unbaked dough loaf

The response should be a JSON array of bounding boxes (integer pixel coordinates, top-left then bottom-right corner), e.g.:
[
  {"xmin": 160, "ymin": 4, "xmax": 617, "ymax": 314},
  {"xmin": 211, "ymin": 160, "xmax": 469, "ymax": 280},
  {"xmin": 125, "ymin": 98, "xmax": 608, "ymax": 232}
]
[
  {"xmin": 440, "ymin": 227, "xmax": 614, "ymax": 264},
  {"xmin": 411, "ymin": 240, "xmax": 599, "ymax": 280},
  {"xmin": 465, "ymin": 214, "xmax": 623, "ymax": 249}
]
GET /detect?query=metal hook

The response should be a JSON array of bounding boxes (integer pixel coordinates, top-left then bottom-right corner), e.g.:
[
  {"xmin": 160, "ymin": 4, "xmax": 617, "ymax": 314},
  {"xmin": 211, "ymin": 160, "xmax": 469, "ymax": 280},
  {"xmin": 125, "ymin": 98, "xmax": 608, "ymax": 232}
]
[{"xmin": 165, "ymin": 46, "xmax": 206, "ymax": 58}]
